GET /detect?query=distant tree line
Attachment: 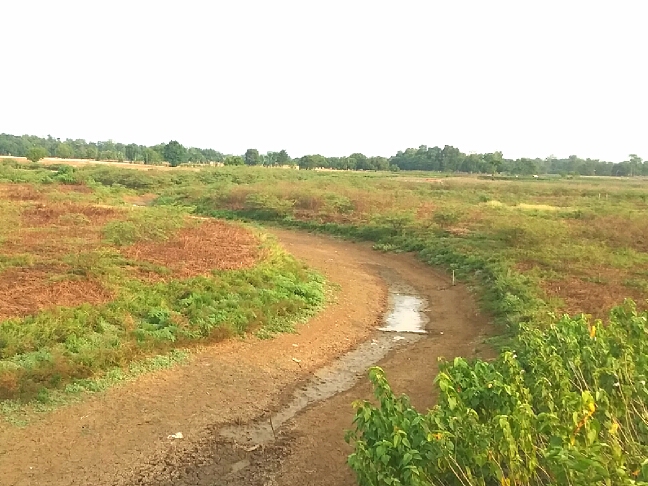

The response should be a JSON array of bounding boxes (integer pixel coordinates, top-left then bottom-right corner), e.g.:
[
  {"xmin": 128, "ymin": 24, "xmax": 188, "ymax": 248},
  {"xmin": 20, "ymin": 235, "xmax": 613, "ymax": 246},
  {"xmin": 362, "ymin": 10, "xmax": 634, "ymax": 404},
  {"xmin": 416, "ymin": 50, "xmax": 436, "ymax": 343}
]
[
  {"xmin": 1, "ymin": 133, "xmax": 645, "ymax": 176},
  {"xmin": 0, "ymin": 134, "xmax": 224, "ymax": 167},
  {"xmin": 388, "ymin": 146, "xmax": 647, "ymax": 177}
]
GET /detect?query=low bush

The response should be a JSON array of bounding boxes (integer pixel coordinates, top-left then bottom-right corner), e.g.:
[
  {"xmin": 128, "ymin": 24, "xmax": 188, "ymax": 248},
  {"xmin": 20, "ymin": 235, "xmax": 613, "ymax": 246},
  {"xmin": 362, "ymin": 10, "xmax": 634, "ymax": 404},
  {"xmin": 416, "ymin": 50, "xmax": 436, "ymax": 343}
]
[{"xmin": 347, "ymin": 302, "xmax": 648, "ymax": 485}]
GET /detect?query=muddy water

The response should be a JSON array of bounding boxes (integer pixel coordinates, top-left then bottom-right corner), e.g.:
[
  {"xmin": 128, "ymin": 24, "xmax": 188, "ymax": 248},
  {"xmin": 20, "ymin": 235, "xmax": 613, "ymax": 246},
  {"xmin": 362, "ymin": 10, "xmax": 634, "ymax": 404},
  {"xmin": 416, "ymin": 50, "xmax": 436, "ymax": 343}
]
[
  {"xmin": 219, "ymin": 284, "xmax": 427, "ymax": 447},
  {"xmin": 378, "ymin": 283, "xmax": 428, "ymax": 334}
]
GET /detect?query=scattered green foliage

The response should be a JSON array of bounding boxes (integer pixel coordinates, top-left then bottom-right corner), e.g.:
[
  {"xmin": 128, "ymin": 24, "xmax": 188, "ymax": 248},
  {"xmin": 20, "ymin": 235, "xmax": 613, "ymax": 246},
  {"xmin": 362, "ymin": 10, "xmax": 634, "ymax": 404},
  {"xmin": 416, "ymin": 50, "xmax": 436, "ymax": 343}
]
[
  {"xmin": 347, "ymin": 302, "xmax": 648, "ymax": 485},
  {"xmin": 0, "ymin": 245, "xmax": 324, "ymax": 401}
]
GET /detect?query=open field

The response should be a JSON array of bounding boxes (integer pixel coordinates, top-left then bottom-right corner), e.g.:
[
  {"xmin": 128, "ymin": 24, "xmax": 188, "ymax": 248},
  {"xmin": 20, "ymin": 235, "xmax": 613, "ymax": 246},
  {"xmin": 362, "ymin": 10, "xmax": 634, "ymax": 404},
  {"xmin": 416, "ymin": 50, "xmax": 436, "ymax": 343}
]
[
  {"xmin": 0, "ymin": 155, "xmax": 182, "ymax": 171},
  {"xmin": 0, "ymin": 174, "xmax": 325, "ymax": 403},
  {"xmin": 148, "ymin": 167, "xmax": 648, "ymax": 321},
  {"xmin": 2, "ymin": 160, "xmax": 648, "ymax": 485}
]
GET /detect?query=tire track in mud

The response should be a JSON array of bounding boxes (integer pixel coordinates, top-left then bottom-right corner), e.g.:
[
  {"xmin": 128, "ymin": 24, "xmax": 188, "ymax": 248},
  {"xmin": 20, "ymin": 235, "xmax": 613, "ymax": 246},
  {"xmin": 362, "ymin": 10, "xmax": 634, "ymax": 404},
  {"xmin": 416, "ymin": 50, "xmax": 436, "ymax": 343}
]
[{"xmin": 0, "ymin": 229, "xmax": 493, "ymax": 486}]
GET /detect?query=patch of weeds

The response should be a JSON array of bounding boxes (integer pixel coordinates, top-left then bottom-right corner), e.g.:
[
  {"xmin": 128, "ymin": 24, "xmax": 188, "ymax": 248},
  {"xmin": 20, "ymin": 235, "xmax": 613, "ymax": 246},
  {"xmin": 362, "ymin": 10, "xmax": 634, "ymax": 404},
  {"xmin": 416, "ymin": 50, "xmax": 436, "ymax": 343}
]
[
  {"xmin": 623, "ymin": 278, "xmax": 648, "ymax": 292},
  {"xmin": 102, "ymin": 206, "xmax": 190, "ymax": 246},
  {"xmin": 0, "ymin": 254, "xmax": 34, "ymax": 272},
  {"xmin": 432, "ymin": 209, "xmax": 461, "ymax": 227},
  {"xmin": 1, "ymin": 350, "xmax": 190, "ymax": 425},
  {"xmin": 373, "ymin": 243, "xmax": 404, "ymax": 253}
]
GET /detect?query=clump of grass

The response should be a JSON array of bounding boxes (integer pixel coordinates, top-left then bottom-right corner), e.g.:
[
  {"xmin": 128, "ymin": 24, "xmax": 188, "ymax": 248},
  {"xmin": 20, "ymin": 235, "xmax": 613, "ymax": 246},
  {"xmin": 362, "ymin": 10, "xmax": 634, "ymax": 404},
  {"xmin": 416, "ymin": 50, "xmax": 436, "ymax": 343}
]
[
  {"xmin": 102, "ymin": 206, "xmax": 190, "ymax": 246},
  {"xmin": 1, "ymin": 349, "xmax": 190, "ymax": 425}
]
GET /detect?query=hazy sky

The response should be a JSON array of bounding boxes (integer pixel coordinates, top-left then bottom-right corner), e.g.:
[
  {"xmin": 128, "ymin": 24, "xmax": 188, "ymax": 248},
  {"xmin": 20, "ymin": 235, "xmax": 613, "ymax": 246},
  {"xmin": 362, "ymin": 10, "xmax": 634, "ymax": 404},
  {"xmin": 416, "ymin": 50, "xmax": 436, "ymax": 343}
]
[{"xmin": 1, "ymin": 1, "xmax": 645, "ymax": 161}]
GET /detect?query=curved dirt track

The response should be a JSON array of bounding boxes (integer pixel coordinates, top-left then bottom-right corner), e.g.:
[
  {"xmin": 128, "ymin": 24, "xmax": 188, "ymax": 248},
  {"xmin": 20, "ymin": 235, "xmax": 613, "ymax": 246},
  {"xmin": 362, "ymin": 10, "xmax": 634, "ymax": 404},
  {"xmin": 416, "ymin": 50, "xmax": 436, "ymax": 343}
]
[{"xmin": 0, "ymin": 228, "xmax": 493, "ymax": 486}]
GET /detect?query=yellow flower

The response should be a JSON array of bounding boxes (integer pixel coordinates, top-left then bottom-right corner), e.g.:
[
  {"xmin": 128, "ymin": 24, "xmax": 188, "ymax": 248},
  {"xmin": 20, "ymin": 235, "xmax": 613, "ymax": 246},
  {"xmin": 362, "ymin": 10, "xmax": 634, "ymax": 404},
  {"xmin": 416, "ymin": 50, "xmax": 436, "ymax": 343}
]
[{"xmin": 590, "ymin": 325, "xmax": 596, "ymax": 338}]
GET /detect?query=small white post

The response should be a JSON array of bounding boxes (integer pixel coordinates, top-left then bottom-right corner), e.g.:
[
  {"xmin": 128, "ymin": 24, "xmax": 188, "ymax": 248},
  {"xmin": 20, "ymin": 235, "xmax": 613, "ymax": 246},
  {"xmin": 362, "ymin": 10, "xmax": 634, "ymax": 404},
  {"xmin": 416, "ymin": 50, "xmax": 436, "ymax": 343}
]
[{"xmin": 452, "ymin": 270, "xmax": 455, "ymax": 286}]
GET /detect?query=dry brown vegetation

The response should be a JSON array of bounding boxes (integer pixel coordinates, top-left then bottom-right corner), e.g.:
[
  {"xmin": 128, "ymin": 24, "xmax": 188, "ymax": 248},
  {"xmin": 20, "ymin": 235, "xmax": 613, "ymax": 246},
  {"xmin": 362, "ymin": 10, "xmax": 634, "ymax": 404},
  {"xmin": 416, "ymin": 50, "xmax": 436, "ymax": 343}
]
[
  {"xmin": 0, "ymin": 183, "xmax": 261, "ymax": 320},
  {"xmin": 120, "ymin": 219, "xmax": 260, "ymax": 278},
  {"xmin": 0, "ymin": 266, "xmax": 111, "ymax": 321}
]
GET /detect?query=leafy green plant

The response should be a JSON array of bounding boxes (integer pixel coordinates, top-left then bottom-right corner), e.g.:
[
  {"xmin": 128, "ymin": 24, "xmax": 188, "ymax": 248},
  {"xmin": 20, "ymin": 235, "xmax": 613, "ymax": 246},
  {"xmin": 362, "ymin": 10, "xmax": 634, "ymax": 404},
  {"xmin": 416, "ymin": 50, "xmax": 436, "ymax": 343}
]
[{"xmin": 347, "ymin": 302, "xmax": 648, "ymax": 485}]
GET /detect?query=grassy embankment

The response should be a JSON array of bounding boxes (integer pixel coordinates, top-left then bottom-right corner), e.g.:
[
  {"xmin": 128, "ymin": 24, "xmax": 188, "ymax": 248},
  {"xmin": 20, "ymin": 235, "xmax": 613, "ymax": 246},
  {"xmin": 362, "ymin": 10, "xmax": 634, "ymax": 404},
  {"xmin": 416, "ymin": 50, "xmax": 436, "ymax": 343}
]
[
  {"xmin": 0, "ymin": 162, "xmax": 324, "ymax": 417},
  {"xmin": 145, "ymin": 166, "xmax": 648, "ymax": 325}
]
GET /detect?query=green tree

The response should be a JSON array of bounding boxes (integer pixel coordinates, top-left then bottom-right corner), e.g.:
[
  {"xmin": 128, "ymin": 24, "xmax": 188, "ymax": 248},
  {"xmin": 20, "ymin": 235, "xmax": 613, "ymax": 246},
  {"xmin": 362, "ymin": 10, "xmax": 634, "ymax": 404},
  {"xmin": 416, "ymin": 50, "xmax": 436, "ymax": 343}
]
[
  {"xmin": 143, "ymin": 147, "xmax": 163, "ymax": 165},
  {"xmin": 369, "ymin": 156, "xmax": 390, "ymax": 171},
  {"xmin": 164, "ymin": 140, "xmax": 187, "ymax": 167},
  {"xmin": 298, "ymin": 155, "xmax": 315, "ymax": 170},
  {"xmin": 244, "ymin": 148, "xmax": 262, "ymax": 166},
  {"xmin": 440, "ymin": 145, "xmax": 464, "ymax": 171},
  {"xmin": 263, "ymin": 152, "xmax": 278, "ymax": 166},
  {"xmin": 298, "ymin": 154, "xmax": 327, "ymax": 170},
  {"xmin": 276, "ymin": 149, "xmax": 290, "ymax": 166},
  {"xmin": 26, "ymin": 146, "xmax": 49, "ymax": 163},
  {"xmin": 125, "ymin": 143, "xmax": 140, "ymax": 162},
  {"xmin": 186, "ymin": 148, "xmax": 206, "ymax": 164},
  {"xmin": 85, "ymin": 146, "xmax": 98, "ymax": 160},
  {"xmin": 55, "ymin": 142, "xmax": 73, "ymax": 159},
  {"xmin": 224, "ymin": 155, "xmax": 245, "ymax": 166},
  {"xmin": 350, "ymin": 153, "xmax": 369, "ymax": 170},
  {"xmin": 484, "ymin": 151, "xmax": 503, "ymax": 175},
  {"xmin": 629, "ymin": 154, "xmax": 643, "ymax": 177}
]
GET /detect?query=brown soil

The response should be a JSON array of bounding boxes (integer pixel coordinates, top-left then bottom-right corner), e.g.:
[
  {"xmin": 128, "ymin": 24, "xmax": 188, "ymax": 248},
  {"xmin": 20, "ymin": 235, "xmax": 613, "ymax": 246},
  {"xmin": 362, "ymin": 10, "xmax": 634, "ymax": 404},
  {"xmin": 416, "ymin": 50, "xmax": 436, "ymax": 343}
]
[
  {"xmin": 0, "ymin": 266, "xmax": 111, "ymax": 320},
  {"xmin": 0, "ymin": 229, "xmax": 493, "ymax": 486},
  {"xmin": 121, "ymin": 219, "xmax": 260, "ymax": 278}
]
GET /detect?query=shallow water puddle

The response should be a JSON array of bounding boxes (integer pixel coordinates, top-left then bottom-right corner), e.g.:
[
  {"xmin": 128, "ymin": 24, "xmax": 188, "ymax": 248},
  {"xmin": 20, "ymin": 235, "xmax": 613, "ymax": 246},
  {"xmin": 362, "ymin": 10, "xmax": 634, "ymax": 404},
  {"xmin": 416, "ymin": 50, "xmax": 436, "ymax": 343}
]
[
  {"xmin": 220, "ymin": 284, "xmax": 428, "ymax": 446},
  {"xmin": 378, "ymin": 291, "xmax": 428, "ymax": 334}
]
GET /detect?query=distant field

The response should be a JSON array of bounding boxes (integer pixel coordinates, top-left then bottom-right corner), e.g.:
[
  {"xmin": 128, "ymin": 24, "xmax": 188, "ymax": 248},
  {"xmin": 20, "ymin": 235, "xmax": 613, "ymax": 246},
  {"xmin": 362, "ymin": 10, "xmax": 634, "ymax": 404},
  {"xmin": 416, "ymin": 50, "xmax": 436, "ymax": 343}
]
[
  {"xmin": 4, "ymin": 160, "xmax": 645, "ymax": 324},
  {"xmin": 0, "ymin": 155, "xmax": 178, "ymax": 171},
  {"xmin": 156, "ymin": 167, "xmax": 648, "ymax": 321}
]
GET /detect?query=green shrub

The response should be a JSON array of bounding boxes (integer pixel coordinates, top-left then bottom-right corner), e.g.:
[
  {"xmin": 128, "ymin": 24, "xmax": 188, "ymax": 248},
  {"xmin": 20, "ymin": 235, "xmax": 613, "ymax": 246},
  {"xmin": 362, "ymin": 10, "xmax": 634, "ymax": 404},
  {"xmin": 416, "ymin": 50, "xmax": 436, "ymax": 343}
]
[{"xmin": 347, "ymin": 302, "xmax": 648, "ymax": 485}]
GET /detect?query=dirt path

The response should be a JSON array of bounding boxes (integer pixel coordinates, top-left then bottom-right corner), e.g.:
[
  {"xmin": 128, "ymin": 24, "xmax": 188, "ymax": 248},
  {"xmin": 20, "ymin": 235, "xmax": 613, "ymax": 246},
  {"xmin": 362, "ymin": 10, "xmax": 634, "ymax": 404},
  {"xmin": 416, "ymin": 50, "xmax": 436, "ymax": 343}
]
[{"xmin": 0, "ymin": 229, "xmax": 493, "ymax": 486}]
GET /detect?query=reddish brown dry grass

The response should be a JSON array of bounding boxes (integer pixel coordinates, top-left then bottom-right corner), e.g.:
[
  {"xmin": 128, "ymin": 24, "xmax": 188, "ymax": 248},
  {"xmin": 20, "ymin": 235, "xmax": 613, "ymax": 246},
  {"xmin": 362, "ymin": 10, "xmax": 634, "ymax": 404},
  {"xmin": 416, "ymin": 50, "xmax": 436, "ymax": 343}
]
[
  {"xmin": 571, "ymin": 215, "xmax": 648, "ymax": 253},
  {"xmin": 0, "ymin": 202, "xmax": 126, "ymax": 261},
  {"xmin": 542, "ymin": 273, "xmax": 648, "ymax": 320},
  {"xmin": 0, "ymin": 266, "xmax": 112, "ymax": 321},
  {"xmin": 21, "ymin": 202, "xmax": 123, "ymax": 227},
  {"xmin": 0, "ymin": 183, "xmax": 93, "ymax": 202},
  {"xmin": 0, "ymin": 184, "xmax": 46, "ymax": 201},
  {"xmin": 121, "ymin": 219, "xmax": 259, "ymax": 278},
  {"xmin": 0, "ymin": 185, "xmax": 260, "ymax": 319}
]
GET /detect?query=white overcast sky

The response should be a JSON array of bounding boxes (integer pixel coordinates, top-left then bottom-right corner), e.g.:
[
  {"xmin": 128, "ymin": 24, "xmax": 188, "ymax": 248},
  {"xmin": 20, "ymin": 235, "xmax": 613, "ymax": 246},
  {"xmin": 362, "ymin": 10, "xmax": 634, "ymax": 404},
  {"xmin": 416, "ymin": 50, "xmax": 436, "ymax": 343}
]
[{"xmin": 1, "ymin": 1, "xmax": 646, "ymax": 161}]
